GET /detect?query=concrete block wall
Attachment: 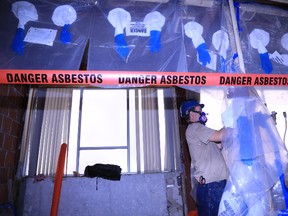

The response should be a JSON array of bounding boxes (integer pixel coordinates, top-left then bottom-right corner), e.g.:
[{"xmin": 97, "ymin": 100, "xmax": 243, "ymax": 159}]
[
  {"xmin": 21, "ymin": 172, "xmax": 184, "ymax": 216},
  {"xmin": 0, "ymin": 84, "xmax": 28, "ymax": 204}
]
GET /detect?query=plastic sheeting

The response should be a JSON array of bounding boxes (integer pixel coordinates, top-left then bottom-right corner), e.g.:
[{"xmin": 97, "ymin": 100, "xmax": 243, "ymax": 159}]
[
  {"xmin": 238, "ymin": 3, "xmax": 288, "ymax": 74},
  {"xmin": 0, "ymin": 0, "xmax": 90, "ymax": 69},
  {"xmin": 218, "ymin": 86, "xmax": 288, "ymax": 215},
  {"xmin": 182, "ymin": 1, "xmax": 235, "ymax": 73},
  {"xmin": 1, "ymin": 0, "xmax": 288, "ymax": 74},
  {"xmin": 88, "ymin": 0, "xmax": 183, "ymax": 71},
  {"xmin": 219, "ymin": 8, "xmax": 288, "ymax": 215},
  {"xmin": 0, "ymin": 0, "xmax": 236, "ymax": 73},
  {"xmin": 89, "ymin": 0, "xmax": 235, "ymax": 72},
  {"xmin": 0, "ymin": 0, "xmax": 287, "ymax": 214}
]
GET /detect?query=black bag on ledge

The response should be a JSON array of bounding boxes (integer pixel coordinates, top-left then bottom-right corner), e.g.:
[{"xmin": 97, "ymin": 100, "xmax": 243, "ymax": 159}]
[{"xmin": 84, "ymin": 163, "xmax": 122, "ymax": 181}]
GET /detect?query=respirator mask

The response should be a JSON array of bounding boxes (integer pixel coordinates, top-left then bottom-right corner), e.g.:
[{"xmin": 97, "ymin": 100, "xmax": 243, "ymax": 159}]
[{"xmin": 191, "ymin": 110, "xmax": 207, "ymax": 124}]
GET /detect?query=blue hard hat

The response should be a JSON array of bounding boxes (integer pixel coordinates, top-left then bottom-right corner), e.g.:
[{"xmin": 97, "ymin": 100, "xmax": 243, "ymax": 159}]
[{"xmin": 180, "ymin": 100, "xmax": 204, "ymax": 118}]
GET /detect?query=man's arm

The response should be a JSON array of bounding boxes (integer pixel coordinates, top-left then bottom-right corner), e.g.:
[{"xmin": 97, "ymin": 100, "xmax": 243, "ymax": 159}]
[{"xmin": 208, "ymin": 128, "xmax": 223, "ymax": 143}]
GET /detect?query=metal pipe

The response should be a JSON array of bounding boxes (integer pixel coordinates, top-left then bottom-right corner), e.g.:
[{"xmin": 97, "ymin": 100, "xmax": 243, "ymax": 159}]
[{"xmin": 50, "ymin": 143, "xmax": 67, "ymax": 216}]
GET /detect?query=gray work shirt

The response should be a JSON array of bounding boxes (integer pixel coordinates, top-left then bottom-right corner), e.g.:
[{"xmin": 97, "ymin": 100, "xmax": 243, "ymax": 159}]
[{"xmin": 186, "ymin": 122, "xmax": 229, "ymax": 184}]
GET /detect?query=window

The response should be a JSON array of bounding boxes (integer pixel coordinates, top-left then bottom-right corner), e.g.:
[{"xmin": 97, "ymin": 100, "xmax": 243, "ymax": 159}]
[
  {"xmin": 68, "ymin": 88, "xmax": 180, "ymax": 174},
  {"xmin": 19, "ymin": 87, "xmax": 181, "ymax": 177},
  {"xmin": 68, "ymin": 89, "xmax": 129, "ymax": 173}
]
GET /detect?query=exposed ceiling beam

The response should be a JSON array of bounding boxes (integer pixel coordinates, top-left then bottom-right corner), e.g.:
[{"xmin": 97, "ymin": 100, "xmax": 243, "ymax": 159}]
[{"xmin": 237, "ymin": 0, "xmax": 288, "ymax": 7}]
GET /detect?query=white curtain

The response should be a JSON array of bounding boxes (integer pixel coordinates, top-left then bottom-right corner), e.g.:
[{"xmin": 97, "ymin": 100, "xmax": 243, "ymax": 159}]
[
  {"xmin": 141, "ymin": 88, "xmax": 162, "ymax": 173},
  {"xmin": 17, "ymin": 88, "xmax": 72, "ymax": 177},
  {"xmin": 16, "ymin": 88, "xmax": 36, "ymax": 178},
  {"xmin": 163, "ymin": 88, "xmax": 181, "ymax": 172},
  {"xmin": 36, "ymin": 88, "xmax": 72, "ymax": 175},
  {"xmin": 133, "ymin": 88, "xmax": 180, "ymax": 173}
]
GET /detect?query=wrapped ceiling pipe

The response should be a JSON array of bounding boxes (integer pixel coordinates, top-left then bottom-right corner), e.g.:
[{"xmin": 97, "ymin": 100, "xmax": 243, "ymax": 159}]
[{"xmin": 240, "ymin": 3, "xmax": 288, "ymax": 17}]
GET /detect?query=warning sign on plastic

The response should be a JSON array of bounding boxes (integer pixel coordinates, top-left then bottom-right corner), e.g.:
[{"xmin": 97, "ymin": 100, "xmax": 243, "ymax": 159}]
[{"xmin": 0, "ymin": 70, "xmax": 287, "ymax": 87}]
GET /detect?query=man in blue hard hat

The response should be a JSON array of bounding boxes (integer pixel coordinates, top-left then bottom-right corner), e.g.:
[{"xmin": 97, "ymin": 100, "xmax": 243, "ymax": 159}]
[{"xmin": 180, "ymin": 100, "xmax": 228, "ymax": 216}]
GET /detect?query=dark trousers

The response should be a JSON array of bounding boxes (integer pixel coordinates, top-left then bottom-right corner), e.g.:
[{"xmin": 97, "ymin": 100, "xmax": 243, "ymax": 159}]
[{"xmin": 196, "ymin": 179, "xmax": 227, "ymax": 216}]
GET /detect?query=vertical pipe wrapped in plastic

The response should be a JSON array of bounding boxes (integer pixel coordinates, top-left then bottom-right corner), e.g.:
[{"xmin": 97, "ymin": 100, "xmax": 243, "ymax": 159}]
[{"xmin": 50, "ymin": 143, "xmax": 67, "ymax": 216}]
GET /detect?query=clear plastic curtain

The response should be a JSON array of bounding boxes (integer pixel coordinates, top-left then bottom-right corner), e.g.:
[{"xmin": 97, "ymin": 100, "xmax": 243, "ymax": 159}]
[
  {"xmin": 216, "ymin": 1, "xmax": 288, "ymax": 214},
  {"xmin": 36, "ymin": 88, "xmax": 72, "ymax": 175},
  {"xmin": 219, "ymin": 87, "xmax": 288, "ymax": 215}
]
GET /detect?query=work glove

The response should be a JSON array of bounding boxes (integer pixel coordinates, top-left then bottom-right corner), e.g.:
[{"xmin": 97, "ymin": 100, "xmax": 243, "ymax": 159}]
[
  {"xmin": 108, "ymin": 8, "xmax": 131, "ymax": 60},
  {"xmin": 184, "ymin": 21, "xmax": 211, "ymax": 66},
  {"xmin": 259, "ymin": 52, "xmax": 273, "ymax": 74},
  {"xmin": 196, "ymin": 43, "xmax": 211, "ymax": 66},
  {"xmin": 212, "ymin": 30, "xmax": 229, "ymax": 72},
  {"xmin": 115, "ymin": 33, "xmax": 129, "ymax": 59},
  {"xmin": 249, "ymin": 28, "xmax": 273, "ymax": 74},
  {"xmin": 11, "ymin": 1, "xmax": 38, "ymax": 54},
  {"xmin": 12, "ymin": 28, "xmax": 25, "ymax": 54},
  {"xmin": 52, "ymin": 5, "xmax": 77, "ymax": 44},
  {"xmin": 144, "ymin": 11, "xmax": 165, "ymax": 53},
  {"xmin": 60, "ymin": 24, "xmax": 72, "ymax": 44}
]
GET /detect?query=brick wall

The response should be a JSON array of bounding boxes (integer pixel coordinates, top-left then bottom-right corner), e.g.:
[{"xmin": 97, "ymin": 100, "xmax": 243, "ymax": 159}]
[{"xmin": 0, "ymin": 85, "xmax": 29, "ymax": 204}]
